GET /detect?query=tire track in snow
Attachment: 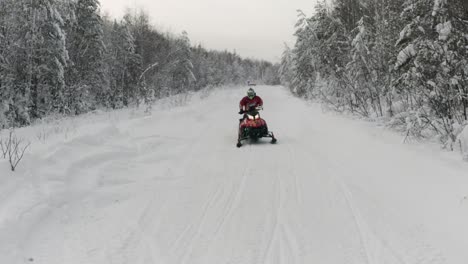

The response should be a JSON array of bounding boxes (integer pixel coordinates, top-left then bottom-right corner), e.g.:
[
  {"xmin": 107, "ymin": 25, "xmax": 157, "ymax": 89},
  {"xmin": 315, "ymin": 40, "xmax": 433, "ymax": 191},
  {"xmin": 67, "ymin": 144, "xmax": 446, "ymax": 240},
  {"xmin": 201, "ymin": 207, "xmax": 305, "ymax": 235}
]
[
  {"xmin": 331, "ymin": 174, "xmax": 435, "ymax": 264},
  {"xmin": 210, "ymin": 145, "xmax": 253, "ymax": 239},
  {"xmin": 48, "ymin": 108, "xmax": 220, "ymax": 264},
  {"xmin": 259, "ymin": 146, "xmax": 302, "ymax": 264},
  {"xmin": 260, "ymin": 173, "xmax": 281, "ymax": 264},
  {"xmin": 317, "ymin": 149, "xmax": 446, "ymax": 264},
  {"xmin": 136, "ymin": 106, "xmax": 247, "ymax": 262},
  {"xmin": 295, "ymin": 144, "xmax": 379, "ymax": 264},
  {"xmin": 285, "ymin": 141, "xmax": 303, "ymax": 206},
  {"xmin": 308, "ymin": 144, "xmax": 378, "ymax": 264},
  {"xmin": 129, "ymin": 110, "xmax": 221, "ymax": 263},
  {"xmin": 131, "ymin": 191, "xmax": 170, "ymax": 264},
  {"xmin": 178, "ymin": 186, "xmax": 224, "ymax": 264},
  {"xmin": 282, "ymin": 224, "xmax": 301, "ymax": 264},
  {"xmin": 332, "ymin": 174, "xmax": 374, "ymax": 264},
  {"xmin": 153, "ymin": 106, "xmax": 220, "ymax": 181}
]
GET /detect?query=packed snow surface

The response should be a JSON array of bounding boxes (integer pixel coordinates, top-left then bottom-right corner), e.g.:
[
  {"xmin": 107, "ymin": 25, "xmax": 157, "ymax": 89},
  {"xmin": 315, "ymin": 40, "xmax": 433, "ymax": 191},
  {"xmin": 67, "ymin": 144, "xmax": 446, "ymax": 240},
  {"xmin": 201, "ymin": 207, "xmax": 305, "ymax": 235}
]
[{"xmin": 1, "ymin": 86, "xmax": 468, "ymax": 264}]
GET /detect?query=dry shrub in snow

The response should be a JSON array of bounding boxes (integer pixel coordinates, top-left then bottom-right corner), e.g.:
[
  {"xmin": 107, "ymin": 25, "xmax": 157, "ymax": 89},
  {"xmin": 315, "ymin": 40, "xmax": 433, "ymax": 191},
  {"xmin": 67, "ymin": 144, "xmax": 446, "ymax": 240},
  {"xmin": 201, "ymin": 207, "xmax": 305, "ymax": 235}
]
[
  {"xmin": 0, "ymin": 130, "xmax": 30, "ymax": 171},
  {"xmin": 0, "ymin": 135, "xmax": 10, "ymax": 158},
  {"xmin": 387, "ymin": 111, "xmax": 432, "ymax": 143},
  {"xmin": 170, "ymin": 93, "xmax": 193, "ymax": 107}
]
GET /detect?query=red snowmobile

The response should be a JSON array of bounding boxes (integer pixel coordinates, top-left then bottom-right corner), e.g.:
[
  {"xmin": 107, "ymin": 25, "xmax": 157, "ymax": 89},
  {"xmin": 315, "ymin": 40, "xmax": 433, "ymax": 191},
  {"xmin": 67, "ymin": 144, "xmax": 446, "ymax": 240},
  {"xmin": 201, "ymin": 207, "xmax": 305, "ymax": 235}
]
[{"xmin": 237, "ymin": 106, "xmax": 277, "ymax": 148}]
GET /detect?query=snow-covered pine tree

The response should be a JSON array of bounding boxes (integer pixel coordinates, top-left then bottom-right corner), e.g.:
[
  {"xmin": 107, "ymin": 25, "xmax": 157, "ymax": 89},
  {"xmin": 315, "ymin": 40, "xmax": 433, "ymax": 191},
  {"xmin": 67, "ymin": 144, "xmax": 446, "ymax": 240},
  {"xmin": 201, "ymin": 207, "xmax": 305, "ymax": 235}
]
[
  {"xmin": 120, "ymin": 14, "xmax": 142, "ymax": 106},
  {"xmin": 263, "ymin": 63, "xmax": 280, "ymax": 85},
  {"xmin": 13, "ymin": 0, "xmax": 69, "ymax": 120},
  {"xmin": 309, "ymin": 1, "xmax": 352, "ymax": 108},
  {"xmin": 169, "ymin": 31, "xmax": 196, "ymax": 94},
  {"xmin": 0, "ymin": 1, "xmax": 29, "ymax": 126},
  {"xmin": 346, "ymin": 16, "xmax": 380, "ymax": 117},
  {"xmin": 279, "ymin": 44, "xmax": 294, "ymax": 89},
  {"xmin": 367, "ymin": 0, "xmax": 405, "ymax": 117},
  {"xmin": 104, "ymin": 15, "xmax": 141, "ymax": 109},
  {"xmin": 430, "ymin": 0, "xmax": 468, "ymax": 140},
  {"xmin": 332, "ymin": 0, "xmax": 364, "ymax": 32},
  {"xmin": 190, "ymin": 45, "xmax": 210, "ymax": 89},
  {"xmin": 395, "ymin": 0, "xmax": 468, "ymax": 142},
  {"xmin": 290, "ymin": 10, "xmax": 316, "ymax": 97},
  {"xmin": 130, "ymin": 10, "xmax": 173, "ymax": 100},
  {"xmin": 0, "ymin": 0, "xmax": 13, "ymax": 127},
  {"xmin": 65, "ymin": 0, "xmax": 106, "ymax": 114}
]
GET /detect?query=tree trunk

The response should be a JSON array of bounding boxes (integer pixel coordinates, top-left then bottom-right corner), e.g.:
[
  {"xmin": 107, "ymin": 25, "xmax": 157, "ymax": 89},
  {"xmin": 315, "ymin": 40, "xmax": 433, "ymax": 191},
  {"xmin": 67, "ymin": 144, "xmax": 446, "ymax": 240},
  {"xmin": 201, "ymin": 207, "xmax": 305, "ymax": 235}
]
[{"xmin": 463, "ymin": 96, "xmax": 467, "ymax": 121}]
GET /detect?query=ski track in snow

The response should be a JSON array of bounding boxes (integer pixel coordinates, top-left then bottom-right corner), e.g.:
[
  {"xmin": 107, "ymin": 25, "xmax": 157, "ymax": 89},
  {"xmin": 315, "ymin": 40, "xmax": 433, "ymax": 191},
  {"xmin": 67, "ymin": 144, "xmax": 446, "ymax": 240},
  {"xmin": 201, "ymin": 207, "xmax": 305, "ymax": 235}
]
[{"xmin": 1, "ymin": 86, "xmax": 468, "ymax": 264}]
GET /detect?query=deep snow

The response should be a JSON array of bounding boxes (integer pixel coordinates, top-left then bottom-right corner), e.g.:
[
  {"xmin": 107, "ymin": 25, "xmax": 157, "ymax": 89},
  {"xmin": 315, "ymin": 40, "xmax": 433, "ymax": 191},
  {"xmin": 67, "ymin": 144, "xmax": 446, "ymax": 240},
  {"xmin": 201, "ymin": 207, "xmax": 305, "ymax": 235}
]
[{"xmin": 1, "ymin": 85, "xmax": 468, "ymax": 264}]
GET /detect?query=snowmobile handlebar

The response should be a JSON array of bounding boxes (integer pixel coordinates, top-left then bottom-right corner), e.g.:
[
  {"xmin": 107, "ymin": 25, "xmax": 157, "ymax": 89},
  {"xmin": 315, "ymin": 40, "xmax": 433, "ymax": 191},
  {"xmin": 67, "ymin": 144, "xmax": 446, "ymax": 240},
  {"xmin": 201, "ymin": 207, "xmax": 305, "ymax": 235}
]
[{"xmin": 239, "ymin": 106, "xmax": 263, "ymax": 115}]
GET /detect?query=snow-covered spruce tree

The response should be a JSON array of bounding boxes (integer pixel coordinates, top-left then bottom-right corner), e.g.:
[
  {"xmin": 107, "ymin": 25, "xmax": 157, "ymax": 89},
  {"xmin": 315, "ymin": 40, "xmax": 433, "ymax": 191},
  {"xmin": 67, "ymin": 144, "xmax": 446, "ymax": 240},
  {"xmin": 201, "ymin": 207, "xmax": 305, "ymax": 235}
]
[
  {"xmin": 366, "ymin": 0, "xmax": 405, "ymax": 118},
  {"xmin": 104, "ymin": 21, "xmax": 123, "ymax": 108},
  {"xmin": 285, "ymin": 0, "xmax": 405, "ymax": 117},
  {"xmin": 395, "ymin": 0, "xmax": 468, "ymax": 144},
  {"xmin": 129, "ymin": 10, "xmax": 172, "ymax": 102},
  {"xmin": 168, "ymin": 31, "xmax": 196, "ymax": 95},
  {"xmin": 191, "ymin": 45, "xmax": 217, "ymax": 89},
  {"xmin": 279, "ymin": 44, "xmax": 294, "ymax": 88},
  {"xmin": 224, "ymin": 52, "xmax": 244, "ymax": 85},
  {"xmin": 12, "ymin": 0, "xmax": 69, "ymax": 120},
  {"xmin": 263, "ymin": 63, "xmax": 280, "ymax": 85},
  {"xmin": 332, "ymin": 0, "xmax": 364, "ymax": 32},
  {"xmin": 1, "ymin": 1, "xmax": 29, "ymax": 126},
  {"xmin": 240, "ymin": 58, "xmax": 259, "ymax": 83},
  {"xmin": 346, "ymin": 16, "xmax": 381, "ymax": 117},
  {"xmin": 191, "ymin": 48, "xmax": 233, "ymax": 88},
  {"xmin": 0, "ymin": 0, "xmax": 14, "ymax": 128},
  {"xmin": 104, "ymin": 17, "xmax": 142, "ymax": 109},
  {"xmin": 65, "ymin": 0, "xmax": 106, "ymax": 114},
  {"xmin": 290, "ymin": 10, "xmax": 316, "ymax": 97},
  {"xmin": 311, "ymin": 2, "xmax": 353, "ymax": 110},
  {"xmin": 120, "ymin": 15, "xmax": 142, "ymax": 107}
]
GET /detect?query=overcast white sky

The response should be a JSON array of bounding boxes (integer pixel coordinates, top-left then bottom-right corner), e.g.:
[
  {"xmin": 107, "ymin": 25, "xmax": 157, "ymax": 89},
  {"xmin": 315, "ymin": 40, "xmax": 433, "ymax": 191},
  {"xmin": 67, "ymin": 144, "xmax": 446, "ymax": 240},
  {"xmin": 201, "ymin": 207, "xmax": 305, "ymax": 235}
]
[{"xmin": 99, "ymin": 0, "xmax": 318, "ymax": 63}]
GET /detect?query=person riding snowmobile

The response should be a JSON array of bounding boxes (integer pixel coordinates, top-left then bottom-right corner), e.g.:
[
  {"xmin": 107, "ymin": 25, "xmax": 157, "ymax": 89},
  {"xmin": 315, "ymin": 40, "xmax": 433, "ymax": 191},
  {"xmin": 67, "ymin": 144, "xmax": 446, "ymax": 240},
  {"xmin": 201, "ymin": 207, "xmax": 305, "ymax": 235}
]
[
  {"xmin": 236, "ymin": 88, "xmax": 276, "ymax": 147},
  {"xmin": 239, "ymin": 88, "xmax": 263, "ymax": 117}
]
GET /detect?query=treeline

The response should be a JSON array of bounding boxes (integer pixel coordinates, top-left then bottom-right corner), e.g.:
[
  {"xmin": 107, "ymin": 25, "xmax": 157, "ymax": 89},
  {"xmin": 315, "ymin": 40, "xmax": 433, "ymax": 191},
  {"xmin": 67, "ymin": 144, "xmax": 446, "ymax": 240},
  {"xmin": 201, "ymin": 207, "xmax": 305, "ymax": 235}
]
[
  {"xmin": 0, "ymin": 0, "xmax": 279, "ymax": 128},
  {"xmin": 280, "ymin": 0, "xmax": 468, "ymax": 147}
]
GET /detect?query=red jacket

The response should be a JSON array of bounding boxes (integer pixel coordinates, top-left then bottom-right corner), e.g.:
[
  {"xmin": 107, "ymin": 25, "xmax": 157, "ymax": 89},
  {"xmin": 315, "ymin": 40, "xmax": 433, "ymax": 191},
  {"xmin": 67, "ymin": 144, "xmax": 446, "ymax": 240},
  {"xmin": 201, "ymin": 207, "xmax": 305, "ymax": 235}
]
[{"xmin": 240, "ymin": 96, "xmax": 263, "ymax": 111}]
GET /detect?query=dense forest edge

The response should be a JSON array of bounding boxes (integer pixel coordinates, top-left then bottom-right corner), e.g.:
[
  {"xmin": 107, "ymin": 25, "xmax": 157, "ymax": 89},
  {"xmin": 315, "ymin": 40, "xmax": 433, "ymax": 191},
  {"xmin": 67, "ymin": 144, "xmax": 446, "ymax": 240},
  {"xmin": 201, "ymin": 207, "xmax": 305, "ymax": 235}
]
[
  {"xmin": 279, "ymin": 0, "xmax": 468, "ymax": 150},
  {"xmin": 0, "ymin": 0, "xmax": 279, "ymax": 129}
]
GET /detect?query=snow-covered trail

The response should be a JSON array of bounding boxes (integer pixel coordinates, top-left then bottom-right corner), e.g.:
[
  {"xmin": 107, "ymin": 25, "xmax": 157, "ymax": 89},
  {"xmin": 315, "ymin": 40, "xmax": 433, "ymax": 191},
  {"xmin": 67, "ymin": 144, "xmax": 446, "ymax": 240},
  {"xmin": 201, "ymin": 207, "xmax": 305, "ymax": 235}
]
[{"xmin": 1, "ymin": 86, "xmax": 468, "ymax": 264}]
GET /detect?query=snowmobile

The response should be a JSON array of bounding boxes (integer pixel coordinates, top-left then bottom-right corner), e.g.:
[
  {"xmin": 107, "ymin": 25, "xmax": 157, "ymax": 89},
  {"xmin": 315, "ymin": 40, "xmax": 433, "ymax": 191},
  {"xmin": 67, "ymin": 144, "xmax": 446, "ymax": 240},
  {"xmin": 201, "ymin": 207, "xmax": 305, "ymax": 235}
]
[{"xmin": 237, "ymin": 106, "xmax": 277, "ymax": 148}]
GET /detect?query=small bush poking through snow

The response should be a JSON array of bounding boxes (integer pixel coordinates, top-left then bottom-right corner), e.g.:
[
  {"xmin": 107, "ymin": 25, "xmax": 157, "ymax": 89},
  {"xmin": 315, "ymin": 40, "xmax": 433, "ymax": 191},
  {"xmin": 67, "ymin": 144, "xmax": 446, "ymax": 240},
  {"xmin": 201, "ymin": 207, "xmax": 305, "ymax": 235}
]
[
  {"xmin": 387, "ymin": 111, "xmax": 431, "ymax": 142},
  {"xmin": 0, "ymin": 130, "xmax": 30, "ymax": 172},
  {"xmin": 0, "ymin": 135, "xmax": 10, "ymax": 159}
]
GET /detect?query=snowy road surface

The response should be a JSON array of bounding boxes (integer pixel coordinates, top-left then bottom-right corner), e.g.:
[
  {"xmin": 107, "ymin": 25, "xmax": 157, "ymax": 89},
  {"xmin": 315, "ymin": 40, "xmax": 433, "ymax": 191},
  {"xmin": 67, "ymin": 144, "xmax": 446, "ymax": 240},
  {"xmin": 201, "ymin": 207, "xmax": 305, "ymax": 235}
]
[{"xmin": 1, "ymin": 86, "xmax": 468, "ymax": 264}]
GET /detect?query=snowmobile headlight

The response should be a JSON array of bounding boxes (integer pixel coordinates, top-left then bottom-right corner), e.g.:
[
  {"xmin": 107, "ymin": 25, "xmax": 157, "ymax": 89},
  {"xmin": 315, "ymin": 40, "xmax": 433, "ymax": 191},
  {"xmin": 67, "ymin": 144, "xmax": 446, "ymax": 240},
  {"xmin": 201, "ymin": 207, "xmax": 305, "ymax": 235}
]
[
  {"xmin": 255, "ymin": 114, "xmax": 260, "ymax": 119},
  {"xmin": 248, "ymin": 115, "xmax": 255, "ymax": 120}
]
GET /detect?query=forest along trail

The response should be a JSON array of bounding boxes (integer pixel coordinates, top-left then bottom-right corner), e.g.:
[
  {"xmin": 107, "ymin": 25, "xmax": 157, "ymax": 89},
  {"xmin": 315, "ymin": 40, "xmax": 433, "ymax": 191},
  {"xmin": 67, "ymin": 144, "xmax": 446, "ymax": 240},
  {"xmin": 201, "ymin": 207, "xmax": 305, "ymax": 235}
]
[{"xmin": 1, "ymin": 86, "xmax": 468, "ymax": 264}]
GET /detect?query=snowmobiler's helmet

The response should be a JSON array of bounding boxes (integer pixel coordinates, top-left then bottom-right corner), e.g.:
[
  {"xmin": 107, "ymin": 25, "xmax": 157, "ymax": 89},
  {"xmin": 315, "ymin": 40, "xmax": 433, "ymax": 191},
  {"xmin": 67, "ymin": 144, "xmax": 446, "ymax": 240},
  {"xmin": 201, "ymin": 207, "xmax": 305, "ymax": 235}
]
[{"xmin": 247, "ymin": 88, "xmax": 256, "ymax": 99}]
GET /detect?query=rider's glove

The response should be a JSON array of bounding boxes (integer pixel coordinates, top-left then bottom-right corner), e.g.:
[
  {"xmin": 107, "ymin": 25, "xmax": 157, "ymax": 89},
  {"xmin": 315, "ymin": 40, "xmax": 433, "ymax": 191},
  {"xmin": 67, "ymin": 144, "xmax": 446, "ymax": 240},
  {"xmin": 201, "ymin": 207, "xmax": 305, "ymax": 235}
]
[{"xmin": 239, "ymin": 110, "xmax": 245, "ymax": 115}]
